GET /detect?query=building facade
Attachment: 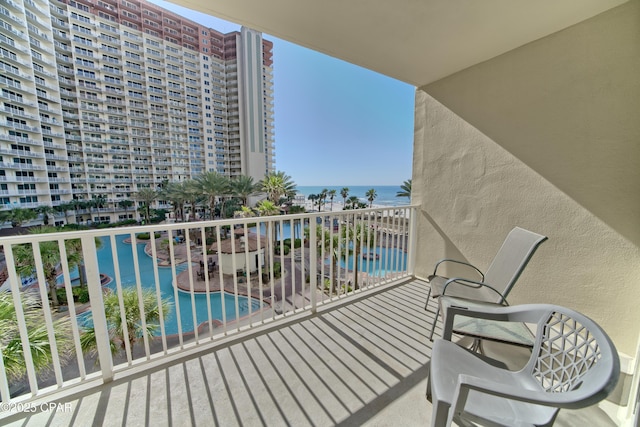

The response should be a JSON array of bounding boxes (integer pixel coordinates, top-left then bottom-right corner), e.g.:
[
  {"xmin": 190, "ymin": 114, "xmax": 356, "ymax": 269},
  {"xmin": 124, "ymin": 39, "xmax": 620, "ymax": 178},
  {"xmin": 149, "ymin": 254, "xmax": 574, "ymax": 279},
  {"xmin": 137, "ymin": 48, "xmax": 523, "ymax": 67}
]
[{"xmin": 0, "ymin": 0, "xmax": 274, "ymax": 224}]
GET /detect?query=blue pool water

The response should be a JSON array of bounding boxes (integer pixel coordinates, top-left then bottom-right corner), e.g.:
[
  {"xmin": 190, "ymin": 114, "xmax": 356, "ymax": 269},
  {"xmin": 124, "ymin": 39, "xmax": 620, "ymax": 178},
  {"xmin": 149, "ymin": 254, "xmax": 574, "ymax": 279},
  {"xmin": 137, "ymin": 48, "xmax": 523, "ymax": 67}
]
[
  {"xmin": 253, "ymin": 221, "xmax": 406, "ymax": 275},
  {"xmin": 333, "ymin": 247, "xmax": 407, "ymax": 276},
  {"xmin": 95, "ymin": 235, "xmax": 261, "ymax": 335},
  {"xmin": 251, "ymin": 221, "xmax": 302, "ymax": 241}
]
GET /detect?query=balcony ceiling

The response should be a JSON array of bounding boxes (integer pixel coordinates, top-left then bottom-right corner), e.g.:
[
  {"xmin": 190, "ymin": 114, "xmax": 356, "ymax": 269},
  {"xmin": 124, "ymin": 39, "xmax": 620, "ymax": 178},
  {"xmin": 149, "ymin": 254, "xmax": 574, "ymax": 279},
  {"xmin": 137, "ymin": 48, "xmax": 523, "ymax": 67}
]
[{"xmin": 170, "ymin": 0, "xmax": 627, "ymax": 86}]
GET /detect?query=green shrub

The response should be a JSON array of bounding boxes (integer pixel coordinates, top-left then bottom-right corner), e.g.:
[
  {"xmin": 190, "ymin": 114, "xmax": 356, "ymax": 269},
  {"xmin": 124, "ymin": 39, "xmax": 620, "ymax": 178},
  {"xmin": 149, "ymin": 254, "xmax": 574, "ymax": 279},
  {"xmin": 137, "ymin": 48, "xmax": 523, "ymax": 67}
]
[
  {"xmin": 136, "ymin": 232, "xmax": 160, "ymax": 240},
  {"xmin": 56, "ymin": 288, "xmax": 68, "ymax": 304},
  {"xmin": 55, "ymin": 286, "xmax": 90, "ymax": 304},
  {"xmin": 275, "ymin": 245, "xmax": 290, "ymax": 255},
  {"xmin": 273, "ymin": 262, "xmax": 282, "ymax": 278},
  {"xmin": 73, "ymin": 287, "xmax": 90, "ymax": 303},
  {"xmin": 281, "ymin": 238, "xmax": 302, "ymax": 248},
  {"xmin": 150, "ymin": 209, "xmax": 167, "ymax": 223},
  {"xmin": 61, "ymin": 223, "xmax": 90, "ymax": 231}
]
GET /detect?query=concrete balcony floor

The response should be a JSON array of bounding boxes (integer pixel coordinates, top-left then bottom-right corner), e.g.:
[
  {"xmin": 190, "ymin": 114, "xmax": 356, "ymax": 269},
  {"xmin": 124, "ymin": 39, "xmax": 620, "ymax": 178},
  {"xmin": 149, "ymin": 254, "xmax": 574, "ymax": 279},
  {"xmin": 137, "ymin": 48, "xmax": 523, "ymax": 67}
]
[{"xmin": 3, "ymin": 279, "xmax": 618, "ymax": 427}]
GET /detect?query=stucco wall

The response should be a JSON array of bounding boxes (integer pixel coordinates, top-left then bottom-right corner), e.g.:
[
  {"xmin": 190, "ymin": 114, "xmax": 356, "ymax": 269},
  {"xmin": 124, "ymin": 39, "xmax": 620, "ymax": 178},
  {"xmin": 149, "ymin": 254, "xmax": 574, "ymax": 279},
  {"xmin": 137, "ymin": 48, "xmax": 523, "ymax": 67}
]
[{"xmin": 413, "ymin": 0, "xmax": 640, "ymax": 356}]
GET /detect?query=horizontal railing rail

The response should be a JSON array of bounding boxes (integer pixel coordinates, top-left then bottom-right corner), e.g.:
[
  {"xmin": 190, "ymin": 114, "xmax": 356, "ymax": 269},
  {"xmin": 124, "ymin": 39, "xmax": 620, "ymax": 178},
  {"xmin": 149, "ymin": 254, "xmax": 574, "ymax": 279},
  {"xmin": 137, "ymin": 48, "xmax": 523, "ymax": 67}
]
[{"xmin": 0, "ymin": 205, "xmax": 416, "ymax": 405}]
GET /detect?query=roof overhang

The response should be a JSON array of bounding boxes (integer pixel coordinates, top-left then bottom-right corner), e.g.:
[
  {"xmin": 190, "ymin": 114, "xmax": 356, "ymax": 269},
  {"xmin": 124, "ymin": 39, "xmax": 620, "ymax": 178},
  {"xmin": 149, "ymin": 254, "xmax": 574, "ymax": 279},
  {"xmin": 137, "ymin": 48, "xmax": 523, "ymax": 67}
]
[{"xmin": 169, "ymin": 0, "xmax": 627, "ymax": 86}]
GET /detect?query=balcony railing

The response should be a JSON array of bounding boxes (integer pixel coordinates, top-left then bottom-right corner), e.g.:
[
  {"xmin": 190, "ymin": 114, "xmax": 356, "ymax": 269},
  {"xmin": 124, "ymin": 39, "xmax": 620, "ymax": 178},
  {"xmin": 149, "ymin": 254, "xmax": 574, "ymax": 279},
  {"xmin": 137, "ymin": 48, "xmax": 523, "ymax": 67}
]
[{"xmin": 0, "ymin": 206, "xmax": 416, "ymax": 406}]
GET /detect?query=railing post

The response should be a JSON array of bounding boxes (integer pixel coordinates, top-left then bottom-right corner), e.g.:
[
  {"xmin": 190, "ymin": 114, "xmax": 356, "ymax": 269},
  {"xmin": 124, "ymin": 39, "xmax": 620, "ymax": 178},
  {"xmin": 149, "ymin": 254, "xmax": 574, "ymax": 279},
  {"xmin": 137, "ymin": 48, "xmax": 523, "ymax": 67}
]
[
  {"xmin": 309, "ymin": 216, "xmax": 317, "ymax": 313},
  {"xmin": 81, "ymin": 235, "xmax": 114, "ymax": 383},
  {"xmin": 407, "ymin": 206, "xmax": 418, "ymax": 276}
]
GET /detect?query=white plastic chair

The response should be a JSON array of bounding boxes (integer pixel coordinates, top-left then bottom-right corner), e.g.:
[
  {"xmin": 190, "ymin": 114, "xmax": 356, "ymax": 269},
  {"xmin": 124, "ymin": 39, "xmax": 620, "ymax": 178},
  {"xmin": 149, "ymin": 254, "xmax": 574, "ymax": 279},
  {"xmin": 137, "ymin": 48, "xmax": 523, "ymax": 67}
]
[
  {"xmin": 427, "ymin": 303, "xmax": 620, "ymax": 427},
  {"xmin": 425, "ymin": 226, "xmax": 547, "ymax": 340}
]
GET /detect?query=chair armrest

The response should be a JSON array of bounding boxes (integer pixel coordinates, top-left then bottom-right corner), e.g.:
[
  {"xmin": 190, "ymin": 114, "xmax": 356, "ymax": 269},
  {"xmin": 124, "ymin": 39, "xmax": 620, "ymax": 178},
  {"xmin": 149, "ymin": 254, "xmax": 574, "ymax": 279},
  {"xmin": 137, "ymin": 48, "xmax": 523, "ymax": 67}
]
[
  {"xmin": 432, "ymin": 259, "xmax": 484, "ymax": 281},
  {"xmin": 440, "ymin": 301, "xmax": 562, "ymax": 341},
  {"xmin": 442, "ymin": 278, "xmax": 507, "ymax": 302},
  {"xmin": 440, "ymin": 298, "xmax": 510, "ymax": 341}
]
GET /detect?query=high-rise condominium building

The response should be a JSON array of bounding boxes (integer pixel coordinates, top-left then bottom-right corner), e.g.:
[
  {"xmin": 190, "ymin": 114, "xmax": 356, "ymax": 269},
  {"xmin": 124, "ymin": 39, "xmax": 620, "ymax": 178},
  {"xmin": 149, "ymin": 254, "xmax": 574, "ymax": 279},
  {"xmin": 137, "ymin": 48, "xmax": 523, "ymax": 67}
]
[{"xmin": 0, "ymin": 0, "xmax": 275, "ymax": 224}]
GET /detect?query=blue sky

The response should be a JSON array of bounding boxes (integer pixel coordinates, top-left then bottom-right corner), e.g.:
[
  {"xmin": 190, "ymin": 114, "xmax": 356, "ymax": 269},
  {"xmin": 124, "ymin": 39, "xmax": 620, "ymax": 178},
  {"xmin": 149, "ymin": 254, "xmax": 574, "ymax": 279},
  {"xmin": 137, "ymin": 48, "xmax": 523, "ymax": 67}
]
[{"xmin": 149, "ymin": 1, "xmax": 415, "ymax": 186}]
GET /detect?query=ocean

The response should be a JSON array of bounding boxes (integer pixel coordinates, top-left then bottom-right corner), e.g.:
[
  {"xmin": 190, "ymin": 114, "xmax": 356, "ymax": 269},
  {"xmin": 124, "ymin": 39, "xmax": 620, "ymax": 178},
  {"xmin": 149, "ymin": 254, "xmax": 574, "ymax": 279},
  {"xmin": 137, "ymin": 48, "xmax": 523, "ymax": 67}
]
[{"xmin": 294, "ymin": 185, "xmax": 409, "ymax": 207}]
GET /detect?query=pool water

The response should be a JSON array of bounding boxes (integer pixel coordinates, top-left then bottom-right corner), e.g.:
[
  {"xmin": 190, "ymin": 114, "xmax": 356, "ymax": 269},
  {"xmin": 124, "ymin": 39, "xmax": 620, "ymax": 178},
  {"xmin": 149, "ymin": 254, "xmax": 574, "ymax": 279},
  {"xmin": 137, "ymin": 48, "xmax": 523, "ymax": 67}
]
[
  {"xmin": 94, "ymin": 235, "xmax": 261, "ymax": 335},
  {"xmin": 253, "ymin": 221, "xmax": 406, "ymax": 276},
  {"xmin": 332, "ymin": 247, "xmax": 407, "ymax": 276}
]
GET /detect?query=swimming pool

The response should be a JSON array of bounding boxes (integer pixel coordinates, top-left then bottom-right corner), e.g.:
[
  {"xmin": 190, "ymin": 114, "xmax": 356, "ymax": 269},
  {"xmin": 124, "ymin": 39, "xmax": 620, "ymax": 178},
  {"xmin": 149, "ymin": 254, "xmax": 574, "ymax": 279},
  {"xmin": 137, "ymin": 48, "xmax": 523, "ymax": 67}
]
[
  {"xmin": 333, "ymin": 246, "xmax": 407, "ymax": 276},
  {"xmin": 253, "ymin": 221, "xmax": 406, "ymax": 276},
  {"xmin": 95, "ymin": 235, "xmax": 261, "ymax": 335}
]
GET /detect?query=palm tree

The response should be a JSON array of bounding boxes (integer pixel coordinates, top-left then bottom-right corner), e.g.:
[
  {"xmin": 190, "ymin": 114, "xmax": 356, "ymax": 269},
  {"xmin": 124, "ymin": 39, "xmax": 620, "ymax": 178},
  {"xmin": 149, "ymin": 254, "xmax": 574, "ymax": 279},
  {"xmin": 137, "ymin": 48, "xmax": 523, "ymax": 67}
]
[
  {"xmin": 70, "ymin": 199, "xmax": 85, "ymax": 223},
  {"xmin": 396, "ymin": 179, "xmax": 412, "ymax": 199},
  {"xmin": 340, "ymin": 187, "xmax": 350, "ymax": 208},
  {"xmin": 256, "ymin": 199, "xmax": 280, "ymax": 217},
  {"xmin": 341, "ymin": 222, "xmax": 375, "ymax": 290},
  {"xmin": 0, "ymin": 291, "xmax": 72, "ymax": 381},
  {"xmin": 231, "ymin": 175, "xmax": 260, "ymax": 206},
  {"xmin": 217, "ymin": 175, "xmax": 233, "ymax": 218},
  {"xmin": 319, "ymin": 188, "xmax": 328, "ymax": 211},
  {"xmin": 346, "ymin": 195, "xmax": 360, "ymax": 210},
  {"xmin": 287, "ymin": 204, "xmax": 306, "ymax": 240},
  {"xmin": 365, "ymin": 188, "xmax": 378, "ymax": 208},
  {"xmin": 259, "ymin": 171, "xmax": 296, "ymax": 205},
  {"xmin": 136, "ymin": 188, "xmax": 157, "ymax": 224},
  {"xmin": 309, "ymin": 226, "xmax": 341, "ymax": 293},
  {"xmin": 80, "ymin": 288, "xmax": 171, "ymax": 354},
  {"xmin": 117, "ymin": 199, "xmax": 134, "ymax": 217},
  {"xmin": 327, "ymin": 189, "xmax": 337, "ymax": 211},
  {"xmin": 54, "ymin": 203, "xmax": 73, "ymax": 225},
  {"xmin": 234, "ymin": 205, "xmax": 256, "ymax": 218},
  {"xmin": 160, "ymin": 182, "xmax": 186, "ymax": 222},
  {"xmin": 36, "ymin": 205, "xmax": 56, "ymax": 226},
  {"xmin": 196, "ymin": 171, "xmax": 227, "ymax": 219},
  {"xmin": 308, "ymin": 194, "xmax": 319, "ymax": 211},
  {"xmin": 0, "ymin": 207, "xmax": 37, "ymax": 228},
  {"xmin": 13, "ymin": 226, "xmax": 82, "ymax": 306},
  {"xmin": 184, "ymin": 179, "xmax": 204, "ymax": 220},
  {"xmin": 66, "ymin": 234, "xmax": 103, "ymax": 289},
  {"xmin": 88, "ymin": 195, "xmax": 107, "ymax": 222},
  {"xmin": 256, "ymin": 199, "xmax": 281, "ymax": 250}
]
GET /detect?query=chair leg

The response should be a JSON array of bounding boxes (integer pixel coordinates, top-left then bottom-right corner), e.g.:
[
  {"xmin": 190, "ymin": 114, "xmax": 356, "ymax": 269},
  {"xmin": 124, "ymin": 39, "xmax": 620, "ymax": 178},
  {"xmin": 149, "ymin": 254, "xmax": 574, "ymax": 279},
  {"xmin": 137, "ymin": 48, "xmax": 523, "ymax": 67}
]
[
  {"xmin": 430, "ymin": 399, "xmax": 451, "ymax": 427},
  {"xmin": 428, "ymin": 304, "xmax": 440, "ymax": 341},
  {"xmin": 424, "ymin": 287, "xmax": 432, "ymax": 310},
  {"xmin": 469, "ymin": 339, "xmax": 484, "ymax": 355},
  {"xmin": 426, "ymin": 362, "xmax": 433, "ymax": 401}
]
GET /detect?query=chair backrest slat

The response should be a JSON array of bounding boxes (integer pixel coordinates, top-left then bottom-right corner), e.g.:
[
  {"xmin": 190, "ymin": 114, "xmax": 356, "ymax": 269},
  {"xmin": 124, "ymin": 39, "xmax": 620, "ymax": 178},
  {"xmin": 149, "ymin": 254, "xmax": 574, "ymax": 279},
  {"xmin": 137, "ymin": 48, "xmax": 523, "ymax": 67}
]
[
  {"xmin": 525, "ymin": 306, "xmax": 619, "ymax": 407},
  {"xmin": 483, "ymin": 227, "xmax": 547, "ymax": 303}
]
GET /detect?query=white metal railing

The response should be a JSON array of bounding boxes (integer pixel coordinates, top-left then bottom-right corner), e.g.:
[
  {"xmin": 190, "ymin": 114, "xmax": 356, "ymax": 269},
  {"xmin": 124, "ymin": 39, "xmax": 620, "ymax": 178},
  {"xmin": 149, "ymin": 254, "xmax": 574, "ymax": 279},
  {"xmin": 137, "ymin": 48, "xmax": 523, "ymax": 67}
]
[{"xmin": 0, "ymin": 206, "xmax": 416, "ymax": 405}]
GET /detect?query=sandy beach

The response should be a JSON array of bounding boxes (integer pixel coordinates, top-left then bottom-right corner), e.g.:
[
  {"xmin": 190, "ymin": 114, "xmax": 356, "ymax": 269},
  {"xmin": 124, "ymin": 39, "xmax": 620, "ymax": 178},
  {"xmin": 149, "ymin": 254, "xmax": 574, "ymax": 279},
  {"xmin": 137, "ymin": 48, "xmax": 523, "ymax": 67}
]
[{"xmin": 303, "ymin": 199, "xmax": 394, "ymax": 213}]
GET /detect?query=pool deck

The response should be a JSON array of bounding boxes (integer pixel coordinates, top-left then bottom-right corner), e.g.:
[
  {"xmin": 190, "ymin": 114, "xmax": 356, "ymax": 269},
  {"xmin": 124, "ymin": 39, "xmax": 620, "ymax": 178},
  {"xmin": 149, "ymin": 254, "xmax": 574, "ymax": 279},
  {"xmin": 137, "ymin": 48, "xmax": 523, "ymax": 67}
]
[
  {"xmin": 136, "ymin": 232, "xmax": 392, "ymax": 315},
  {"xmin": 136, "ymin": 233, "xmax": 320, "ymax": 311}
]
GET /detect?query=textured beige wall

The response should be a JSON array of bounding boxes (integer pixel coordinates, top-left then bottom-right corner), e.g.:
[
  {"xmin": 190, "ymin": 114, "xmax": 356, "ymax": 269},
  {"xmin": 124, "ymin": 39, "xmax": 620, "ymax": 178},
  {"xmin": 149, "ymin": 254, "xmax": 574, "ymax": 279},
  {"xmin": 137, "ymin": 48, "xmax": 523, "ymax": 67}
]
[
  {"xmin": 422, "ymin": 0, "xmax": 640, "ymax": 248},
  {"xmin": 413, "ymin": 0, "xmax": 640, "ymax": 356}
]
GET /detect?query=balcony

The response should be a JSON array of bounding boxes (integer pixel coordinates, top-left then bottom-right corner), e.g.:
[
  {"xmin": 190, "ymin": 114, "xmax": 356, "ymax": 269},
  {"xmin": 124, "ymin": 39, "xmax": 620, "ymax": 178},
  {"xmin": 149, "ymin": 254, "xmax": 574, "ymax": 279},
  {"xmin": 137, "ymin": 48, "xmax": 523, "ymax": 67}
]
[
  {"xmin": 0, "ymin": 0, "xmax": 637, "ymax": 424},
  {"xmin": 0, "ymin": 208, "xmax": 419, "ymax": 421},
  {"xmin": 1, "ymin": 278, "xmax": 442, "ymax": 425}
]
